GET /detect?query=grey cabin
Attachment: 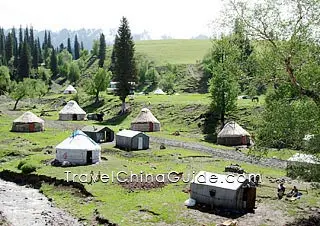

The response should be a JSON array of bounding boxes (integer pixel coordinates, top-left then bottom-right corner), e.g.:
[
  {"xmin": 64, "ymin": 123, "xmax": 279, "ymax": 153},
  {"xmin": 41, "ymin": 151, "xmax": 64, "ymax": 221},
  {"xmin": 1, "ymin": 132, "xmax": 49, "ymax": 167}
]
[
  {"xmin": 115, "ymin": 130, "xmax": 149, "ymax": 150},
  {"xmin": 82, "ymin": 125, "xmax": 114, "ymax": 143}
]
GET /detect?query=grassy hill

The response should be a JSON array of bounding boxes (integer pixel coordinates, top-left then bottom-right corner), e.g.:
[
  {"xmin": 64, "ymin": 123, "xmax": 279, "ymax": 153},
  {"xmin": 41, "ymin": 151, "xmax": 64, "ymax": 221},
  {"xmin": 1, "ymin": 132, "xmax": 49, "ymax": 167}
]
[{"xmin": 135, "ymin": 39, "xmax": 212, "ymax": 66}]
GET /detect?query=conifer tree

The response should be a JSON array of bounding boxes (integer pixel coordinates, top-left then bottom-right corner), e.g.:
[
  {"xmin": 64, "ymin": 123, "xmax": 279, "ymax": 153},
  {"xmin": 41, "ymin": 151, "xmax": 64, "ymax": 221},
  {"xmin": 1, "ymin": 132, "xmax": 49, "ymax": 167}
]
[
  {"xmin": 50, "ymin": 48, "xmax": 58, "ymax": 77},
  {"xmin": 32, "ymin": 41, "xmax": 39, "ymax": 68},
  {"xmin": 43, "ymin": 30, "xmax": 48, "ymax": 50},
  {"xmin": 74, "ymin": 35, "xmax": 80, "ymax": 60},
  {"xmin": 98, "ymin": 33, "xmax": 106, "ymax": 68},
  {"xmin": 5, "ymin": 32, "xmax": 13, "ymax": 62},
  {"xmin": 0, "ymin": 28, "xmax": 5, "ymax": 65},
  {"xmin": 37, "ymin": 38, "xmax": 43, "ymax": 63},
  {"xmin": 59, "ymin": 43, "xmax": 64, "ymax": 52},
  {"xmin": 48, "ymin": 32, "xmax": 52, "ymax": 48},
  {"xmin": 67, "ymin": 37, "xmax": 72, "ymax": 56},
  {"xmin": 18, "ymin": 36, "xmax": 31, "ymax": 79},
  {"xmin": 113, "ymin": 17, "xmax": 137, "ymax": 113}
]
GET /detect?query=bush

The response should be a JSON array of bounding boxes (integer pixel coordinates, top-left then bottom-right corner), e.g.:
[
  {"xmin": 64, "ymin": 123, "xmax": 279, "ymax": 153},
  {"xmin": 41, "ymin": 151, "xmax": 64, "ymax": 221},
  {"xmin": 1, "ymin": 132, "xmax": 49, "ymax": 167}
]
[
  {"xmin": 17, "ymin": 160, "xmax": 26, "ymax": 170},
  {"xmin": 21, "ymin": 163, "xmax": 37, "ymax": 174}
]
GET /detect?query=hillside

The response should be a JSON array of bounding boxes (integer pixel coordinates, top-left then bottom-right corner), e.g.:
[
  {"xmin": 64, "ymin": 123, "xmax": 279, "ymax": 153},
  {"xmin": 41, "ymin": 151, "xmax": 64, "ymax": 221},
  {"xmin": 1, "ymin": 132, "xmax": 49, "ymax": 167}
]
[{"xmin": 135, "ymin": 39, "xmax": 212, "ymax": 65}]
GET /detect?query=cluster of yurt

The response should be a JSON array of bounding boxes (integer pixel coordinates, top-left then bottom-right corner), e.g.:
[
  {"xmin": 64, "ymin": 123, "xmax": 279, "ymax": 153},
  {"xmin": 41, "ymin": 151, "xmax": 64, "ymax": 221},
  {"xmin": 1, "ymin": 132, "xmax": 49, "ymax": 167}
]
[
  {"xmin": 131, "ymin": 108, "xmax": 160, "ymax": 132},
  {"xmin": 59, "ymin": 100, "xmax": 86, "ymax": 121},
  {"xmin": 63, "ymin": 85, "xmax": 77, "ymax": 94},
  {"xmin": 217, "ymin": 121, "xmax": 251, "ymax": 146},
  {"xmin": 55, "ymin": 130, "xmax": 101, "ymax": 165},
  {"xmin": 11, "ymin": 112, "xmax": 44, "ymax": 132}
]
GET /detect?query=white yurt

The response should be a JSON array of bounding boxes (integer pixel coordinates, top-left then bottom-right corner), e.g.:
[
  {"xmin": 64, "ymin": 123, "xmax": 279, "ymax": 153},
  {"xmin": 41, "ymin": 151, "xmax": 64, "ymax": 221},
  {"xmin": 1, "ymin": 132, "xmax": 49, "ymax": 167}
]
[
  {"xmin": 63, "ymin": 85, "xmax": 77, "ymax": 94},
  {"xmin": 55, "ymin": 130, "xmax": 101, "ymax": 165},
  {"xmin": 154, "ymin": 88, "xmax": 165, "ymax": 95},
  {"xmin": 12, "ymin": 111, "xmax": 44, "ymax": 132},
  {"xmin": 131, "ymin": 108, "xmax": 160, "ymax": 132},
  {"xmin": 59, "ymin": 100, "xmax": 86, "ymax": 121},
  {"xmin": 217, "ymin": 121, "xmax": 251, "ymax": 146}
]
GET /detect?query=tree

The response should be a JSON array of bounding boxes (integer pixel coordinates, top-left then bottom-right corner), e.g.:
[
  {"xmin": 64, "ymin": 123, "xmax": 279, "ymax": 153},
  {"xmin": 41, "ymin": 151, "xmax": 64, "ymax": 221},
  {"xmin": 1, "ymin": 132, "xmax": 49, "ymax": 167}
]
[
  {"xmin": 67, "ymin": 37, "xmax": 72, "ymax": 55},
  {"xmin": 208, "ymin": 36, "xmax": 240, "ymax": 127},
  {"xmin": 74, "ymin": 35, "xmax": 80, "ymax": 60},
  {"xmin": 86, "ymin": 68, "xmax": 111, "ymax": 103},
  {"xmin": 0, "ymin": 65, "xmax": 11, "ymax": 94},
  {"xmin": 91, "ymin": 40, "xmax": 99, "ymax": 56},
  {"xmin": 159, "ymin": 72, "xmax": 175, "ymax": 94},
  {"xmin": 10, "ymin": 78, "xmax": 47, "ymax": 110},
  {"xmin": 50, "ymin": 48, "xmax": 58, "ymax": 77},
  {"xmin": 226, "ymin": 0, "xmax": 320, "ymax": 105},
  {"xmin": 18, "ymin": 37, "xmax": 31, "ymax": 79},
  {"xmin": 113, "ymin": 17, "xmax": 137, "ymax": 113},
  {"xmin": 68, "ymin": 62, "xmax": 80, "ymax": 84},
  {"xmin": 98, "ymin": 33, "xmax": 106, "ymax": 68}
]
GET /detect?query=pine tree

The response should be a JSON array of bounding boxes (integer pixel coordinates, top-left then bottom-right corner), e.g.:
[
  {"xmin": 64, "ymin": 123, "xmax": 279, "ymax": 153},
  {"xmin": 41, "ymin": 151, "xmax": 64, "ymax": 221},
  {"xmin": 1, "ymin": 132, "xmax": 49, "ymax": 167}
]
[
  {"xmin": 80, "ymin": 41, "xmax": 84, "ymax": 50},
  {"xmin": 18, "ymin": 36, "xmax": 31, "ymax": 79},
  {"xmin": 11, "ymin": 28, "xmax": 18, "ymax": 57},
  {"xmin": 37, "ymin": 38, "xmax": 43, "ymax": 63},
  {"xmin": 98, "ymin": 33, "xmax": 106, "ymax": 68},
  {"xmin": 0, "ymin": 28, "xmax": 5, "ymax": 65},
  {"xmin": 113, "ymin": 17, "xmax": 137, "ymax": 113},
  {"xmin": 50, "ymin": 48, "xmax": 58, "ymax": 77},
  {"xmin": 32, "ymin": 40, "xmax": 39, "ymax": 68},
  {"xmin": 59, "ymin": 43, "xmax": 64, "ymax": 52},
  {"xmin": 109, "ymin": 47, "xmax": 116, "ymax": 73},
  {"xmin": 48, "ymin": 32, "xmax": 52, "ymax": 48},
  {"xmin": 5, "ymin": 32, "xmax": 13, "ymax": 62},
  {"xmin": 74, "ymin": 35, "xmax": 80, "ymax": 60},
  {"xmin": 67, "ymin": 37, "xmax": 72, "ymax": 56},
  {"xmin": 43, "ymin": 30, "xmax": 48, "ymax": 50}
]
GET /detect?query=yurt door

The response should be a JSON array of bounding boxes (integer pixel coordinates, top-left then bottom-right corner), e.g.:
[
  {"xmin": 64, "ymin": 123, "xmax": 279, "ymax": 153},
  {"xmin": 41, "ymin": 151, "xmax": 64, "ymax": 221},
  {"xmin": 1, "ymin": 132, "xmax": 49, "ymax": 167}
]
[
  {"xmin": 149, "ymin": 122, "xmax": 153, "ymax": 132},
  {"xmin": 138, "ymin": 137, "xmax": 143, "ymax": 150},
  {"xmin": 29, "ymin": 123, "xmax": 35, "ymax": 132},
  {"xmin": 87, "ymin": 151, "xmax": 92, "ymax": 164}
]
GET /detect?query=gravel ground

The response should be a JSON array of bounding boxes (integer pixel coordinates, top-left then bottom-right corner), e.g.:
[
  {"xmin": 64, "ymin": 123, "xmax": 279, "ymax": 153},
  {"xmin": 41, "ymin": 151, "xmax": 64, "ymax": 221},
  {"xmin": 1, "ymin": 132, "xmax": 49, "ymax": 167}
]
[
  {"xmin": 150, "ymin": 136, "xmax": 287, "ymax": 169},
  {"xmin": 0, "ymin": 179, "xmax": 82, "ymax": 226}
]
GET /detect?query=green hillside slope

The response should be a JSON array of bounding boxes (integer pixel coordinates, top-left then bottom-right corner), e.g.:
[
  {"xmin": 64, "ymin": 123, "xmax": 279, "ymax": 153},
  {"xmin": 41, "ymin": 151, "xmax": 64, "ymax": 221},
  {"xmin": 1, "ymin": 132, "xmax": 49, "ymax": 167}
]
[{"xmin": 135, "ymin": 39, "xmax": 212, "ymax": 65}]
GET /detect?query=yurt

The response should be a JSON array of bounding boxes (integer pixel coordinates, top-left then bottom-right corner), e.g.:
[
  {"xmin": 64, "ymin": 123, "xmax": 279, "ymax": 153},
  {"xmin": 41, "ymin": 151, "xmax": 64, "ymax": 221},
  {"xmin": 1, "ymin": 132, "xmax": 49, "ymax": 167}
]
[
  {"xmin": 131, "ymin": 108, "xmax": 160, "ymax": 132},
  {"xmin": 63, "ymin": 85, "xmax": 77, "ymax": 94},
  {"xmin": 154, "ymin": 88, "xmax": 165, "ymax": 95},
  {"xmin": 55, "ymin": 130, "xmax": 101, "ymax": 165},
  {"xmin": 217, "ymin": 121, "xmax": 251, "ymax": 146},
  {"xmin": 12, "ymin": 111, "xmax": 44, "ymax": 132},
  {"xmin": 59, "ymin": 100, "xmax": 86, "ymax": 121}
]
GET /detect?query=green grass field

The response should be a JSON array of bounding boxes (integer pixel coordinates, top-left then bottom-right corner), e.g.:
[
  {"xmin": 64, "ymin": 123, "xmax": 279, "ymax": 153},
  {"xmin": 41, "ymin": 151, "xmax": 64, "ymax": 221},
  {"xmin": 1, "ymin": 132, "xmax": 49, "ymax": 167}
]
[{"xmin": 135, "ymin": 39, "xmax": 212, "ymax": 65}]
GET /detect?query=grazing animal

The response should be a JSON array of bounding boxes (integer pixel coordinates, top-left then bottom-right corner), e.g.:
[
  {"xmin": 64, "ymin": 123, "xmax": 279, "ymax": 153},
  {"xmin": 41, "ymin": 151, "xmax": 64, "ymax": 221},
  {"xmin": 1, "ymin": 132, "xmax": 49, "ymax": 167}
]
[{"xmin": 251, "ymin": 96, "xmax": 259, "ymax": 102}]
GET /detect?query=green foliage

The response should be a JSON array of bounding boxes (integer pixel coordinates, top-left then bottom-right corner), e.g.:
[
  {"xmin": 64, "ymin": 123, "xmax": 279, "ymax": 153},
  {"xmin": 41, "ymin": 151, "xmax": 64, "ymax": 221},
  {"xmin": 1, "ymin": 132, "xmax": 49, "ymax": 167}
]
[
  {"xmin": 68, "ymin": 62, "xmax": 80, "ymax": 84},
  {"xmin": 136, "ymin": 54, "xmax": 159, "ymax": 90},
  {"xmin": 98, "ymin": 33, "xmax": 106, "ymax": 68},
  {"xmin": 85, "ymin": 68, "xmax": 111, "ymax": 102},
  {"xmin": 50, "ymin": 48, "xmax": 58, "ymax": 77},
  {"xmin": 36, "ymin": 66, "xmax": 52, "ymax": 85},
  {"xmin": 208, "ymin": 36, "xmax": 240, "ymax": 125},
  {"xmin": 113, "ymin": 17, "xmax": 137, "ymax": 111},
  {"xmin": 0, "ymin": 65, "xmax": 10, "ymax": 94},
  {"xmin": 74, "ymin": 35, "xmax": 80, "ymax": 60},
  {"xmin": 91, "ymin": 39, "xmax": 99, "ymax": 56},
  {"xmin": 159, "ymin": 72, "xmax": 175, "ymax": 94},
  {"xmin": 21, "ymin": 163, "xmax": 37, "ymax": 174},
  {"xmin": 17, "ymin": 160, "xmax": 27, "ymax": 170}
]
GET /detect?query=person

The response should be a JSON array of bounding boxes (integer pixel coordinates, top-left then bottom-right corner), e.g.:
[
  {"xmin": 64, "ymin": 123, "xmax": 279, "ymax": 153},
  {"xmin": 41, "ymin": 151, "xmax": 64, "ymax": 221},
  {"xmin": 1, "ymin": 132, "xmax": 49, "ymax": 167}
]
[
  {"xmin": 287, "ymin": 186, "xmax": 299, "ymax": 198},
  {"xmin": 277, "ymin": 183, "xmax": 286, "ymax": 199}
]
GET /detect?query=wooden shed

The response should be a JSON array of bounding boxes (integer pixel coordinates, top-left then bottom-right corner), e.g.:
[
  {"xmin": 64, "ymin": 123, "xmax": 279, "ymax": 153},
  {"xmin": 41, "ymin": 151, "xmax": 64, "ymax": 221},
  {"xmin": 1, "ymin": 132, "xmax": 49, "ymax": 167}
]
[
  {"xmin": 115, "ymin": 130, "xmax": 149, "ymax": 150},
  {"xmin": 190, "ymin": 171, "xmax": 256, "ymax": 211},
  {"xmin": 81, "ymin": 125, "xmax": 114, "ymax": 143}
]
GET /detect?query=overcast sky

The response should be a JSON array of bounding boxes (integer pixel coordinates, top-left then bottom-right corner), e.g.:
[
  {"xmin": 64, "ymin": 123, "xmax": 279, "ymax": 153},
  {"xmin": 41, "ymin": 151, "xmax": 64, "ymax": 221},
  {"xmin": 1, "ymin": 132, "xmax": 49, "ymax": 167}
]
[{"xmin": 0, "ymin": 0, "xmax": 224, "ymax": 39}]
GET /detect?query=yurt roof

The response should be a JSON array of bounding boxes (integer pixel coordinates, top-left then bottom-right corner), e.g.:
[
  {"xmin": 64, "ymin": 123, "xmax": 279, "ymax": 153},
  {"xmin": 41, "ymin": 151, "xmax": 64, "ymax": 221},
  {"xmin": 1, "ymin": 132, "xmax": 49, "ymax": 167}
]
[
  {"xmin": 191, "ymin": 171, "xmax": 244, "ymax": 190},
  {"xmin": 64, "ymin": 85, "xmax": 77, "ymax": 92},
  {"xmin": 132, "ymin": 108, "xmax": 160, "ymax": 124},
  {"xmin": 117, "ymin": 129, "xmax": 143, "ymax": 138},
  {"xmin": 13, "ymin": 111, "xmax": 44, "ymax": 123},
  {"xmin": 59, "ymin": 100, "xmax": 86, "ymax": 115},
  {"xmin": 217, "ymin": 121, "xmax": 250, "ymax": 138},
  {"xmin": 56, "ymin": 130, "xmax": 101, "ymax": 151},
  {"xmin": 154, "ymin": 88, "xmax": 165, "ymax": 95}
]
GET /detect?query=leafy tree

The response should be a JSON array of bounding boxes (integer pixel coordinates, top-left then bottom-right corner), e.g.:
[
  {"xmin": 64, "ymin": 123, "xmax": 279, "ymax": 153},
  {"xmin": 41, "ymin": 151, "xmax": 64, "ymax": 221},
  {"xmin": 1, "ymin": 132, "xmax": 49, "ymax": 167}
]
[
  {"xmin": 10, "ymin": 78, "xmax": 47, "ymax": 110},
  {"xmin": 98, "ymin": 33, "xmax": 106, "ymax": 68},
  {"xmin": 67, "ymin": 37, "xmax": 72, "ymax": 55},
  {"xmin": 68, "ymin": 62, "xmax": 80, "ymax": 84},
  {"xmin": 159, "ymin": 72, "xmax": 175, "ymax": 94},
  {"xmin": 0, "ymin": 65, "xmax": 11, "ymax": 94},
  {"xmin": 50, "ymin": 48, "xmax": 58, "ymax": 77},
  {"xmin": 208, "ymin": 36, "xmax": 240, "ymax": 127},
  {"xmin": 37, "ymin": 66, "xmax": 52, "ymax": 85},
  {"xmin": 85, "ymin": 68, "xmax": 111, "ymax": 103},
  {"xmin": 113, "ymin": 17, "xmax": 137, "ymax": 113},
  {"xmin": 91, "ymin": 40, "xmax": 99, "ymax": 56},
  {"xmin": 74, "ymin": 35, "xmax": 80, "ymax": 60}
]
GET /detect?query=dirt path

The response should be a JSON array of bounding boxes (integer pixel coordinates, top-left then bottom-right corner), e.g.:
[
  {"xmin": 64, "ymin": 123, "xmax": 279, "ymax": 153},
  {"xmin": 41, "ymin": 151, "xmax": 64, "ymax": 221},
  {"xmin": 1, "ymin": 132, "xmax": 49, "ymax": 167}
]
[
  {"xmin": 0, "ymin": 179, "xmax": 82, "ymax": 226},
  {"xmin": 149, "ymin": 136, "xmax": 287, "ymax": 169}
]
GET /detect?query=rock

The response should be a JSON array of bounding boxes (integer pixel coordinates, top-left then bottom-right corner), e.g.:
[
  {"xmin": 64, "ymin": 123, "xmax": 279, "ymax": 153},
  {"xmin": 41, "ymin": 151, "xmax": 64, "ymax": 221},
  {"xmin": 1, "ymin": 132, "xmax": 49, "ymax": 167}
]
[
  {"xmin": 160, "ymin": 144, "xmax": 166, "ymax": 149},
  {"xmin": 48, "ymin": 198, "xmax": 53, "ymax": 202},
  {"xmin": 61, "ymin": 161, "xmax": 72, "ymax": 167}
]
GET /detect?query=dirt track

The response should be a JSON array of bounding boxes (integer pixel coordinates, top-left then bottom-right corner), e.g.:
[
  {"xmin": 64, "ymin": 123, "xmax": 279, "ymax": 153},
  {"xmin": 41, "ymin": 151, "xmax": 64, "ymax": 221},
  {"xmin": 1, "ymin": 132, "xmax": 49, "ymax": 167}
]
[{"xmin": 0, "ymin": 179, "xmax": 82, "ymax": 226}]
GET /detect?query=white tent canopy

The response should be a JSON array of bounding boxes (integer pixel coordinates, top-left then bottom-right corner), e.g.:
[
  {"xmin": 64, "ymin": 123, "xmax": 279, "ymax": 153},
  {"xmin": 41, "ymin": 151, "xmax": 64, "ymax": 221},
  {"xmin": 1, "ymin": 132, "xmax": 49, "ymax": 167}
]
[
  {"xmin": 218, "ymin": 121, "xmax": 250, "ymax": 138},
  {"xmin": 154, "ymin": 88, "xmax": 165, "ymax": 95},
  {"xmin": 56, "ymin": 130, "xmax": 101, "ymax": 165},
  {"xmin": 63, "ymin": 85, "xmax": 77, "ymax": 94},
  {"xmin": 14, "ymin": 111, "xmax": 44, "ymax": 123},
  {"xmin": 59, "ymin": 100, "xmax": 86, "ymax": 121}
]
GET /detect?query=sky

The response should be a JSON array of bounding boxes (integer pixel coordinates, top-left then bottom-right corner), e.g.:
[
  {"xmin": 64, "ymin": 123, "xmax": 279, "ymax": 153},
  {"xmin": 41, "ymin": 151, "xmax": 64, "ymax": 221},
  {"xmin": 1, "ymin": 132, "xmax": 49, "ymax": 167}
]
[{"xmin": 0, "ymin": 0, "xmax": 224, "ymax": 39}]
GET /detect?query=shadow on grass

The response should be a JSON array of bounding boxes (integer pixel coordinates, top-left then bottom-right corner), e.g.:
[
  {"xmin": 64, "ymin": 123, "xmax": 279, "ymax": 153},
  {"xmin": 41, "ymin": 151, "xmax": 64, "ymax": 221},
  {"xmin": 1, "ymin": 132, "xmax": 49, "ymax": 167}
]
[
  {"xmin": 95, "ymin": 110, "xmax": 131, "ymax": 126},
  {"xmin": 188, "ymin": 204, "xmax": 250, "ymax": 219},
  {"xmin": 83, "ymin": 99, "xmax": 105, "ymax": 113}
]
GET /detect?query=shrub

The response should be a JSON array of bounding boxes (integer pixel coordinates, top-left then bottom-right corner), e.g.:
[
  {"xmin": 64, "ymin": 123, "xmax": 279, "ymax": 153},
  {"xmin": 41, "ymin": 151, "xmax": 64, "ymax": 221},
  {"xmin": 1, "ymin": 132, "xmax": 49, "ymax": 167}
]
[
  {"xmin": 17, "ymin": 160, "xmax": 26, "ymax": 170},
  {"xmin": 21, "ymin": 163, "xmax": 37, "ymax": 174}
]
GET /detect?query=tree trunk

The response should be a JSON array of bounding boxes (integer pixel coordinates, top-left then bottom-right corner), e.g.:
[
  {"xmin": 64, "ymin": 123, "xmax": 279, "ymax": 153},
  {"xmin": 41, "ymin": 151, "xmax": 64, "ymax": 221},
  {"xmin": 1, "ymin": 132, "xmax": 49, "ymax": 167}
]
[
  {"xmin": 95, "ymin": 91, "xmax": 99, "ymax": 103},
  {"xmin": 121, "ymin": 100, "xmax": 126, "ymax": 114},
  {"xmin": 13, "ymin": 98, "xmax": 21, "ymax": 111}
]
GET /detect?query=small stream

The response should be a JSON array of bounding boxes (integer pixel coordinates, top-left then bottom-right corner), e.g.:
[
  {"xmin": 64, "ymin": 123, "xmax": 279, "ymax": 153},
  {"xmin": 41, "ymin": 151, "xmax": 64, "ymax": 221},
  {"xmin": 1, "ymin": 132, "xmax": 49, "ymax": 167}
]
[{"xmin": 0, "ymin": 179, "xmax": 82, "ymax": 226}]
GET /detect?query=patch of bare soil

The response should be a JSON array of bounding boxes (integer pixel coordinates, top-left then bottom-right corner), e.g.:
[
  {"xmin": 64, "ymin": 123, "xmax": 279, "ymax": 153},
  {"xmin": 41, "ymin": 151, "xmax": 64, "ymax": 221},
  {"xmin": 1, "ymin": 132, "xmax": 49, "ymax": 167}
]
[
  {"xmin": 285, "ymin": 213, "xmax": 320, "ymax": 226},
  {"xmin": 119, "ymin": 172, "xmax": 183, "ymax": 190}
]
